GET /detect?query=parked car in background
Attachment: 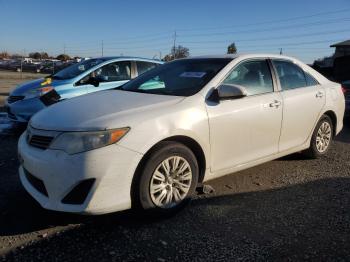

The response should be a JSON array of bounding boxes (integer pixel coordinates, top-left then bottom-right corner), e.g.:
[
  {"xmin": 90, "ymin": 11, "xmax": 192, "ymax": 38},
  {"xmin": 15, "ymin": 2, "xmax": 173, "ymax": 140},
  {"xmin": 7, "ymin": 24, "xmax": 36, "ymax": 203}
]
[
  {"xmin": 18, "ymin": 54, "xmax": 344, "ymax": 215},
  {"xmin": 5, "ymin": 57, "xmax": 162, "ymax": 122},
  {"xmin": 0, "ymin": 59, "xmax": 75, "ymax": 73},
  {"xmin": 342, "ymin": 80, "xmax": 350, "ymax": 117}
]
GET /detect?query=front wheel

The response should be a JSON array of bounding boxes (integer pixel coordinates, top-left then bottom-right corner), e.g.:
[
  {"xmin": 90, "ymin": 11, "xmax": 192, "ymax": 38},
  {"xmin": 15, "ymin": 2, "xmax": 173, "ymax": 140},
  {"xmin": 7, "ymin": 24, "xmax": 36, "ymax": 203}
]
[
  {"xmin": 303, "ymin": 115, "xmax": 333, "ymax": 158},
  {"xmin": 134, "ymin": 141, "xmax": 199, "ymax": 215}
]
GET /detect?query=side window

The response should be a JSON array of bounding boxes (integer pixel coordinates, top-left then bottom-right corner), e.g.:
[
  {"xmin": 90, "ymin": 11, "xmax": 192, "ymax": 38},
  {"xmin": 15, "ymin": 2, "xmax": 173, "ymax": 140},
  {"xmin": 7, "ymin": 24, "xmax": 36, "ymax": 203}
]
[
  {"xmin": 137, "ymin": 61, "xmax": 157, "ymax": 75},
  {"xmin": 94, "ymin": 61, "xmax": 131, "ymax": 82},
  {"xmin": 222, "ymin": 60, "xmax": 273, "ymax": 96},
  {"xmin": 305, "ymin": 72, "xmax": 319, "ymax": 86},
  {"xmin": 272, "ymin": 60, "xmax": 307, "ymax": 90}
]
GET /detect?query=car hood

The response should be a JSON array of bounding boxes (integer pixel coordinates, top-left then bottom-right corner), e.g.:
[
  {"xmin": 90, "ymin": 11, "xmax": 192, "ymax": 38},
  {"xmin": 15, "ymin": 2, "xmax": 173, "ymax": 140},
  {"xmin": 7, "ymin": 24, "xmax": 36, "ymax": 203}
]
[
  {"xmin": 10, "ymin": 78, "xmax": 69, "ymax": 96},
  {"xmin": 30, "ymin": 90, "xmax": 185, "ymax": 131}
]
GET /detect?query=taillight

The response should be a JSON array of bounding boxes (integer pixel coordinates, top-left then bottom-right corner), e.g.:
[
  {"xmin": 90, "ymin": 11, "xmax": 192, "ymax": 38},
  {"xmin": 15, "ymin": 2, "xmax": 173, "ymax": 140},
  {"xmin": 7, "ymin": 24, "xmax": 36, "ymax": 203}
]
[{"xmin": 341, "ymin": 85, "xmax": 347, "ymax": 94}]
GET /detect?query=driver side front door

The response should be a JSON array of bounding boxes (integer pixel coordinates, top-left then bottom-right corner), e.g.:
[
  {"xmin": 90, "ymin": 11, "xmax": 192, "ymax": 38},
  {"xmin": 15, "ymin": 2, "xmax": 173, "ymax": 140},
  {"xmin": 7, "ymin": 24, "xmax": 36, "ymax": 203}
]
[
  {"xmin": 88, "ymin": 61, "xmax": 132, "ymax": 94},
  {"xmin": 206, "ymin": 59, "xmax": 283, "ymax": 173}
]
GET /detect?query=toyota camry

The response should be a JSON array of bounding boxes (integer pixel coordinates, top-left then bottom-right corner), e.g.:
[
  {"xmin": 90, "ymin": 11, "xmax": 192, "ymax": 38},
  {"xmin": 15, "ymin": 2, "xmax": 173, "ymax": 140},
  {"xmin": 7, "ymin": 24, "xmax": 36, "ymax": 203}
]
[{"xmin": 18, "ymin": 54, "xmax": 345, "ymax": 215}]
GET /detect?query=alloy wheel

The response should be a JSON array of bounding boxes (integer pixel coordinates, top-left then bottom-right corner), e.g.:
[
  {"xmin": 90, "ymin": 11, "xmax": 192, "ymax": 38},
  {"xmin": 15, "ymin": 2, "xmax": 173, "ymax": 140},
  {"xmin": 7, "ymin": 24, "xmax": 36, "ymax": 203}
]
[
  {"xmin": 150, "ymin": 156, "xmax": 192, "ymax": 208},
  {"xmin": 316, "ymin": 121, "xmax": 332, "ymax": 153}
]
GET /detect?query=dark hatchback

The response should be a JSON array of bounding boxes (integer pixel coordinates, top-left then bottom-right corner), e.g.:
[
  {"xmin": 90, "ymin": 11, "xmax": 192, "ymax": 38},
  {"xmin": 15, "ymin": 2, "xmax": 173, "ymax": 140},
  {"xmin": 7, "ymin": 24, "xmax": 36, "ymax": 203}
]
[{"xmin": 343, "ymin": 80, "xmax": 350, "ymax": 118}]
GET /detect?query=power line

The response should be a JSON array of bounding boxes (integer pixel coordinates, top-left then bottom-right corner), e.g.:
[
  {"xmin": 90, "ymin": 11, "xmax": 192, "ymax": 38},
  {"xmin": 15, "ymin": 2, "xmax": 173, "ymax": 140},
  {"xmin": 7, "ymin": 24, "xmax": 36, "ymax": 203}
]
[
  {"xmin": 66, "ymin": 25, "xmax": 350, "ymax": 53},
  {"xmin": 66, "ymin": 35, "xmax": 172, "ymax": 48},
  {"xmin": 187, "ymin": 39, "xmax": 345, "ymax": 51},
  {"xmin": 48, "ymin": 8, "xmax": 350, "ymax": 61},
  {"xmin": 176, "ymin": 7, "xmax": 350, "ymax": 32},
  {"xmin": 105, "ymin": 35, "xmax": 172, "ymax": 45},
  {"xmin": 61, "ymin": 9, "xmax": 350, "ymax": 57},
  {"xmin": 64, "ymin": 31, "xmax": 172, "ymax": 47},
  {"xmin": 69, "ymin": 18, "xmax": 350, "ymax": 50},
  {"xmin": 173, "ymin": 30, "xmax": 177, "ymax": 58},
  {"xmin": 179, "ymin": 28, "xmax": 350, "ymax": 44},
  {"xmin": 63, "ymin": 8, "xmax": 350, "ymax": 47},
  {"xmin": 178, "ymin": 17, "xmax": 350, "ymax": 38}
]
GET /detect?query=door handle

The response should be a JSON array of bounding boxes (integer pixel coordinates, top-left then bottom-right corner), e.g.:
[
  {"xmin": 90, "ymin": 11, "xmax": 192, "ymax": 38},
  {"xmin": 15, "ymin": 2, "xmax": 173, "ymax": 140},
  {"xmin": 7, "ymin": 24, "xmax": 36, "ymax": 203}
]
[
  {"xmin": 269, "ymin": 100, "xmax": 281, "ymax": 108},
  {"xmin": 316, "ymin": 91, "xmax": 324, "ymax": 98}
]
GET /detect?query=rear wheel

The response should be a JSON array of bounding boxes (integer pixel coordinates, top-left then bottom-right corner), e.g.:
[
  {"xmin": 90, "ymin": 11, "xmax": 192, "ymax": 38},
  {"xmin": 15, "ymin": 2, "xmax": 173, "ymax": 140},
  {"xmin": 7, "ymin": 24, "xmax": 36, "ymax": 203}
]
[
  {"xmin": 134, "ymin": 141, "xmax": 199, "ymax": 215},
  {"xmin": 303, "ymin": 115, "xmax": 333, "ymax": 158}
]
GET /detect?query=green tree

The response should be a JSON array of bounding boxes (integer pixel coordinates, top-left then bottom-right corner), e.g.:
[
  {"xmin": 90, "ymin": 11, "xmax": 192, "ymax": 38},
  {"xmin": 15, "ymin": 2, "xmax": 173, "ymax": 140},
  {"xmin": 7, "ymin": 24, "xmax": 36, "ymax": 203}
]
[
  {"xmin": 227, "ymin": 43, "xmax": 237, "ymax": 54},
  {"xmin": 0, "ymin": 51, "xmax": 9, "ymax": 59},
  {"xmin": 29, "ymin": 52, "xmax": 42, "ymax": 59},
  {"xmin": 40, "ymin": 52, "xmax": 49, "ymax": 59},
  {"xmin": 10, "ymin": 53, "xmax": 22, "ymax": 59},
  {"xmin": 56, "ymin": 54, "xmax": 71, "ymax": 61},
  {"xmin": 162, "ymin": 45, "xmax": 190, "ymax": 61}
]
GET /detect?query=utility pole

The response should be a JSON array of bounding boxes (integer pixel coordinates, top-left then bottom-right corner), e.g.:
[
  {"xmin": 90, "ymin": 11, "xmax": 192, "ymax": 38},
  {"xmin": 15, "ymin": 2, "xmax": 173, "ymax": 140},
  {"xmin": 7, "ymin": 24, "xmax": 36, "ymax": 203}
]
[
  {"xmin": 101, "ymin": 40, "xmax": 104, "ymax": 57},
  {"xmin": 279, "ymin": 48, "xmax": 283, "ymax": 55},
  {"xmin": 173, "ymin": 30, "xmax": 177, "ymax": 60},
  {"xmin": 159, "ymin": 51, "xmax": 162, "ymax": 60},
  {"xmin": 63, "ymin": 43, "xmax": 66, "ymax": 55},
  {"xmin": 20, "ymin": 49, "xmax": 25, "ymax": 79}
]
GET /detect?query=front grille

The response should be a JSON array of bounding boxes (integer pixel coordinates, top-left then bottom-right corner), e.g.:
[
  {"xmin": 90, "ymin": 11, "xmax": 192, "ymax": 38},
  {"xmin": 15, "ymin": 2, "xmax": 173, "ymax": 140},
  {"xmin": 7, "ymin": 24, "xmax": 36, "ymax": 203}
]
[
  {"xmin": 7, "ymin": 95, "xmax": 24, "ymax": 104},
  {"xmin": 29, "ymin": 135, "xmax": 54, "ymax": 149},
  {"xmin": 23, "ymin": 168, "xmax": 48, "ymax": 197}
]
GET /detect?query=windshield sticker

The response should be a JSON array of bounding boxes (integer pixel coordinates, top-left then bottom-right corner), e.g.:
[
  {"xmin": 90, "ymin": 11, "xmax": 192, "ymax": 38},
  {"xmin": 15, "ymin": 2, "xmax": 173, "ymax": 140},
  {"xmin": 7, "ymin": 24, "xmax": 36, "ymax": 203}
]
[
  {"xmin": 78, "ymin": 65, "xmax": 85, "ymax": 71},
  {"xmin": 41, "ymin": 78, "xmax": 52, "ymax": 86},
  {"xmin": 180, "ymin": 72, "xmax": 206, "ymax": 78}
]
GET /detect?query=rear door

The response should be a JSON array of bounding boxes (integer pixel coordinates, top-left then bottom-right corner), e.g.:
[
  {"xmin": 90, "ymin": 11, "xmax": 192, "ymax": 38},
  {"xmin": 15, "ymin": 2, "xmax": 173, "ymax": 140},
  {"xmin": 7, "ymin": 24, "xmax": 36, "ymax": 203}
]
[{"xmin": 271, "ymin": 59, "xmax": 326, "ymax": 151}]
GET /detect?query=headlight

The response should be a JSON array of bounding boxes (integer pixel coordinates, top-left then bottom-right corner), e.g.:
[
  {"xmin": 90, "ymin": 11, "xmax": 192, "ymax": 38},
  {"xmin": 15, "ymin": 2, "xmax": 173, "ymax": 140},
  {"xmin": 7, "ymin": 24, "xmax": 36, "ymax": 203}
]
[
  {"xmin": 49, "ymin": 128, "xmax": 130, "ymax": 154},
  {"xmin": 25, "ymin": 86, "xmax": 54, "ymax": 99}
]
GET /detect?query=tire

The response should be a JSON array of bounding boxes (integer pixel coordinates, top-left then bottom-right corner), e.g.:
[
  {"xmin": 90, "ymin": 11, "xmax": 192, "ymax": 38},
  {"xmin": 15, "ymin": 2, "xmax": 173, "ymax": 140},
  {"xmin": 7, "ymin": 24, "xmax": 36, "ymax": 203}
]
[
  {"xmin": 134, "ymin": 141, "xmax": 199, "ymax": 215},
  {"xmin": 303, "ymin": 115, "xmax": 333, "ymax": 159}
]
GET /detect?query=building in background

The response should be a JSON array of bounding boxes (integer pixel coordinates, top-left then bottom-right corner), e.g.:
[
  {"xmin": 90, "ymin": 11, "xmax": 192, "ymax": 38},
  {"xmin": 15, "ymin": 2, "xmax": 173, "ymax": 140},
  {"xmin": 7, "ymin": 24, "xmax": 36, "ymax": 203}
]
[
  {"xmin": 330, "ymin": 40, "xmax": 350, "ymax": 58},
  {"xmin": 311, "ymin": 39, "xmax": 350, "ymax": 82}
]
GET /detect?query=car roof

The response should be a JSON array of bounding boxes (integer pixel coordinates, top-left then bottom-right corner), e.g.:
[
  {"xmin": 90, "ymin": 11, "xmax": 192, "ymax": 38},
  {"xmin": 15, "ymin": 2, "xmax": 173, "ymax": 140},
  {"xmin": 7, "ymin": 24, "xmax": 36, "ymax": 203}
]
[
  {"xmin": 184, "ymin": 53, "xmax": 299, "ymax": 61},
  {"xmin": 92, "ymin": 56, "xmax": 163, "ymax": 63}
]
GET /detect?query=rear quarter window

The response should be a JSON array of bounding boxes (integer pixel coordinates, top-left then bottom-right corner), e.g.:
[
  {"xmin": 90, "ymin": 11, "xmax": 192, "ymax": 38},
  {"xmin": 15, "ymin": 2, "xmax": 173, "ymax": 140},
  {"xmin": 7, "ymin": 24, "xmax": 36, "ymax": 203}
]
[
  {"xmin": 272, "ymin": 60, "xmax": 307, "ymax": 90},
  {"xmin": 305, "ymin": 72, "xmax": 319, "ymax": 86}
]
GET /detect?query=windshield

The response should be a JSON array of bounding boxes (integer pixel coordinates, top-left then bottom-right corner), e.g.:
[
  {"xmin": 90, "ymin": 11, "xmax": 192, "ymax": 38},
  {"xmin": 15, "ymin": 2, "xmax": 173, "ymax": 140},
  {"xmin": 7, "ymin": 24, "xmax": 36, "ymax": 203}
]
[
  {"xmin": 121, "ymin": 58, "xmax": 232, "ymax": 96},
  {"xmin": 52, "ymin": 58, "xmax": 105, "ymax": 80}
]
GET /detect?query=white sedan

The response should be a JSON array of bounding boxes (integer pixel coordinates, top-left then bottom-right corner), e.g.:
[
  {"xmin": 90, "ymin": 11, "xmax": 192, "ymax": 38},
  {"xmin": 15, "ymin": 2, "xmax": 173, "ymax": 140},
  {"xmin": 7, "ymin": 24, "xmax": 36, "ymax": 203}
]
[{"xmin": 18, "ymin": 54, "xmax": 345, "ymax": 215}]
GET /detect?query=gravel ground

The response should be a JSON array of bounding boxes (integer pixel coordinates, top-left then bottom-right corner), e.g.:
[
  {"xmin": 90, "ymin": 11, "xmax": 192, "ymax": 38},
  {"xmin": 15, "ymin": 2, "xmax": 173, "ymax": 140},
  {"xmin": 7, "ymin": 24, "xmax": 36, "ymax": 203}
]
[{"xmin": 0, "ymin": 117, "xmax": 349, "ymax": 261}]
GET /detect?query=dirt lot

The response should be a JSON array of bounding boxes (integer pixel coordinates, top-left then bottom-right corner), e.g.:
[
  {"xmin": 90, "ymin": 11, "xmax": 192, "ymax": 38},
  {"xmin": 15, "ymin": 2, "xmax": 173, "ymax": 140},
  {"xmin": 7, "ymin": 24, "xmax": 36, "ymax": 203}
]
[
  {"xmin": 0, "ymin": 113, "xmax": 349, "ymax": 261},
  {"xmin": 0, "ymin": 70, "xmax": 47, "ymax": 107}
]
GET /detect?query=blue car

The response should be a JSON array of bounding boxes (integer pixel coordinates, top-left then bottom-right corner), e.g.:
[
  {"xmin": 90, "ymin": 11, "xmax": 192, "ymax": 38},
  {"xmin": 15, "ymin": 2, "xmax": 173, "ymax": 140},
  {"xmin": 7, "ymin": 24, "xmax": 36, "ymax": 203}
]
[{"xmin": 5, "ymin": 57, "xmax": 163, "ymax": 122}]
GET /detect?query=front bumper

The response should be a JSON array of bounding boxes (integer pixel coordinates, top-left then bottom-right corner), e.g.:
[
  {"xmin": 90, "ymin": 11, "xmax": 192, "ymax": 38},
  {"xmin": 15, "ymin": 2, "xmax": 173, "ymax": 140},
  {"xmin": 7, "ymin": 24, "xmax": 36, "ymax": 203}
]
[
  {"xmin": 18, "ymin": 132, "xmax": 143, "ymax": 214},
  {"xmin": 5, "ymin": 97, "xmax": 46, "ymax": 122}
]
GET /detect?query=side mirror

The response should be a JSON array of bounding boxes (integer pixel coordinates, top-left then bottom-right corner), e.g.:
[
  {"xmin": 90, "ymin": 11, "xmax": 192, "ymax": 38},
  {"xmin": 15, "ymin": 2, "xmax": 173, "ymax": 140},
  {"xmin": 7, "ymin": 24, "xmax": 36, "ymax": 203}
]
[
  {"xmin": 96, "ymin": 75, "xmax": 108, "ymax": 82},
  {"xmin": 208, "ymin": 84, "xmax": 247, "ymax": 102}
]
